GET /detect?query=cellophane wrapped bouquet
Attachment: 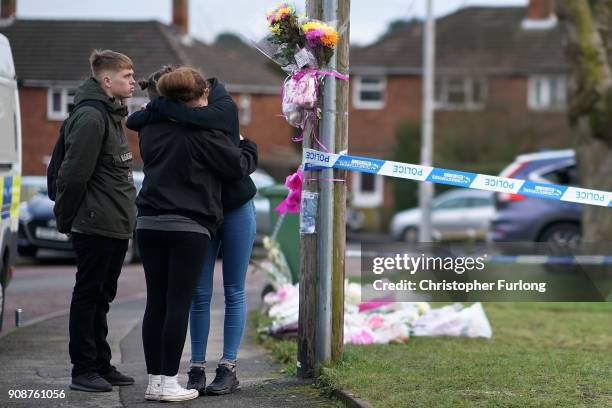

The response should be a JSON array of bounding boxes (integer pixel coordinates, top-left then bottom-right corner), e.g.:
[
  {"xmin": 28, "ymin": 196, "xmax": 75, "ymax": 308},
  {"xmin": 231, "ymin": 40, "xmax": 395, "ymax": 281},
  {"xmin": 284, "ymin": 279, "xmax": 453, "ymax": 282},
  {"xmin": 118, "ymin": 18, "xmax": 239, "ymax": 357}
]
[{"xmin": 255, "ymin": 3, "xmax": 344, "ymax": 137}]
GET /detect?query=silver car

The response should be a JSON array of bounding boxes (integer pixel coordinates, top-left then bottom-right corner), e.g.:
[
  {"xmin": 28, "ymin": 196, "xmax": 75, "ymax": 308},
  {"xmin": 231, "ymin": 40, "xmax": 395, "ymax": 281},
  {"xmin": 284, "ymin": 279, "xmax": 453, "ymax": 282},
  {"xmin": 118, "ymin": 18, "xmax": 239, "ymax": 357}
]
[{"xmin": 390, "ymin": 189, "xmax": 495, "ymax": 242}]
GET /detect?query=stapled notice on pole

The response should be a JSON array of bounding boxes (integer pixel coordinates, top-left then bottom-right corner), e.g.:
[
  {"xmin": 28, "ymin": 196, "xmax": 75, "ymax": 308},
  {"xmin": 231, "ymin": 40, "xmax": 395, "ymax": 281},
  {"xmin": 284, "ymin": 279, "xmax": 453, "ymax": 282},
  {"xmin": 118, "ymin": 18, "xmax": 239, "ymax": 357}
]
[{"xmin": 300, "ymin": 191, "xmax": 318, "ymax": 234}]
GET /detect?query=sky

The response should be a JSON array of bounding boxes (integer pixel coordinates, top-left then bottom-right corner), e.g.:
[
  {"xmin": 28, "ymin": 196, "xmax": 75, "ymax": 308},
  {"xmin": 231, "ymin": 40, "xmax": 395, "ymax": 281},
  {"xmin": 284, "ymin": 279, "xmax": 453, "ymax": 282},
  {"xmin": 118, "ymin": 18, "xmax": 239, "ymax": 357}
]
[{"xmin": 17, "ymin": 0, "xmax": 528, "ymax": 46}]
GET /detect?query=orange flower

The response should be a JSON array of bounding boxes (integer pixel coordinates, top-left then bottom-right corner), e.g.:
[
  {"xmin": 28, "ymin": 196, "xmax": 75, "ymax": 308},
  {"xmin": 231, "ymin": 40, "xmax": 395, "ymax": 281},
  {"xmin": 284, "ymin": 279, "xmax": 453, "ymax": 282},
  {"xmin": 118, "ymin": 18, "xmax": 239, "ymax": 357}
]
[{"xmin": 321, "ymin": 27, "xmax": 338, "ymax": 47}]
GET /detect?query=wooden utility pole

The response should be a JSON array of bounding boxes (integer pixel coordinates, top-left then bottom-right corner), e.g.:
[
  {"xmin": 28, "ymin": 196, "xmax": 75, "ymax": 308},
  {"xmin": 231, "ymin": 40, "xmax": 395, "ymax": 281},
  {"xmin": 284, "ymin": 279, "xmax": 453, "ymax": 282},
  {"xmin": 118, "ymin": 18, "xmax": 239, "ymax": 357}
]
[
  {"xmin": 297, "ymin": 0, "xmax": 321, "ymax": 378},
  {"xmin": 298, "ymin": 0, "xmax": 350, "ymax": 378},
  {"xmin": 297, "ymin": 117, "xmax": 318, "ymax": 379},
  {"xmin": 330, "ymin": 0, "xmax": 349, "ymax": 365}
]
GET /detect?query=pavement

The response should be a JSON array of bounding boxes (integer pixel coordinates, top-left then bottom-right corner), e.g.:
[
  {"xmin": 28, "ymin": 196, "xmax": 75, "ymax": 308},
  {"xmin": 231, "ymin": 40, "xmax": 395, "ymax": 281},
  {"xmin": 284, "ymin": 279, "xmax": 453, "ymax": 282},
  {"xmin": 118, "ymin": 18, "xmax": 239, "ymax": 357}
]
[{"xmin": 0, "ymin": 263, "xmax": 338, "ymax": 408}]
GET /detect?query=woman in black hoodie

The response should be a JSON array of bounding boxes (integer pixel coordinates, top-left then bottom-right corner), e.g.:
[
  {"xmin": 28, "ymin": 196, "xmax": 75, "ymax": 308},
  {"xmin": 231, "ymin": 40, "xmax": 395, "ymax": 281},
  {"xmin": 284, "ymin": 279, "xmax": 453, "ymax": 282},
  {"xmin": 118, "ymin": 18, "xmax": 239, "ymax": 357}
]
[{"xmin": 134, "ymin": 67, "xmax": 257, "ymax": 402}]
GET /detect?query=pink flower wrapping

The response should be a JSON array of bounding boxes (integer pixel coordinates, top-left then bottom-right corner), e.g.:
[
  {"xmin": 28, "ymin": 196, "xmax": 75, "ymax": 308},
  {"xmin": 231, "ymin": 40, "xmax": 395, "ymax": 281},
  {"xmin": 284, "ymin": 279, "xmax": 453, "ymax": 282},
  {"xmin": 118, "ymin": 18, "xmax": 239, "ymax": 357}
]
[
  {"xmin": 274, "ymin": 169, "xmax": 303, "ymax": 214},
  {"xmin": 346, "ymin": 328, "xmax": 376, "ymax": 345}
]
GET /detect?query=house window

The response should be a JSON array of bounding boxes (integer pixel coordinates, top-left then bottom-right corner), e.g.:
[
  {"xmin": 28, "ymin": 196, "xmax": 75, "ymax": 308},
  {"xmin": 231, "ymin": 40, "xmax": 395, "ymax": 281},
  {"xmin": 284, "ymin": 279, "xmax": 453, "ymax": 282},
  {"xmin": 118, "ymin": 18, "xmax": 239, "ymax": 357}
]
[
  {"xmin": 351, "ymin": 172, "xmax": 384, "ymax": 208},
  {"xmin": 528, "ymin": 75, "xmax": 567, "ymax": 111},
  {"xmin": 47, "ymin": 88, "xmax": 77, "ymax": 121},
  {"xmin": 361, "ymin": 172, "xmax": 376, "ymax": 192},
  {"xmin": 238, "ymin": 94, "xmax": 251, "ymax": 125},
  {"xmin": 435, "ymin": 77, "xmax": 486, "ymax": 110},
  {"xmin": 353, "ymin": 76, "xmax": 386, "ymax": 110}
]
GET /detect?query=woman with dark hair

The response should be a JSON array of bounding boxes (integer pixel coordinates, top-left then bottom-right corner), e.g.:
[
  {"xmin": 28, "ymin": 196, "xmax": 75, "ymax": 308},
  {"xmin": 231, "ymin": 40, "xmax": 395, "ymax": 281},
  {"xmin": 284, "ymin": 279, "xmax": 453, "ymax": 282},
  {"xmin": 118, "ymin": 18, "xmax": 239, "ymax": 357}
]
[
  {"xmin": 132, "ymin": 66, "xmax": 257, "ymax": 402},
  {"xmin": 127, "ymin": 67, "xmax": 257, "ymax": 396},
  {"xmin": 137, "ymin": 65, "xmax": 175, "ymax": 100}
]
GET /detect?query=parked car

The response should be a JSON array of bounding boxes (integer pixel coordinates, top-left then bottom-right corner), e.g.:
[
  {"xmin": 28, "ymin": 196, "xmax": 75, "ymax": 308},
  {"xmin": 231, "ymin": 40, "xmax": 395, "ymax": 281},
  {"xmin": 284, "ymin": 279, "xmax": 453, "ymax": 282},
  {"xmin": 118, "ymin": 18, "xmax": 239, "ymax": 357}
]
[
  {"xmin": 390, "ymin": 189, "xmax": 495, "ymax": 242},
  {"xmin": 489, "ymin": 149, "xmax": 581, "ymax": 246},
  {"xmin": 18, "ymin": 171, "xmax": 144, "ymax": 263}
]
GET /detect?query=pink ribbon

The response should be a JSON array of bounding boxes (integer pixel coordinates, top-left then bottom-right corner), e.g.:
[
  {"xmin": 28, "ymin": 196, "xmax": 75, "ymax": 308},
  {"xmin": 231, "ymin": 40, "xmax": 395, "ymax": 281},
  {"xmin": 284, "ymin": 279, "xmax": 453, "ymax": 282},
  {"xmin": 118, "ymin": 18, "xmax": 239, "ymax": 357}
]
[
  {"xmin": 274, "ymin": 169, "xmax": 303, "ymax": 214},
  {"xmin": 292, "ymin": 68, "xmax": 349, "ymax": 82}
]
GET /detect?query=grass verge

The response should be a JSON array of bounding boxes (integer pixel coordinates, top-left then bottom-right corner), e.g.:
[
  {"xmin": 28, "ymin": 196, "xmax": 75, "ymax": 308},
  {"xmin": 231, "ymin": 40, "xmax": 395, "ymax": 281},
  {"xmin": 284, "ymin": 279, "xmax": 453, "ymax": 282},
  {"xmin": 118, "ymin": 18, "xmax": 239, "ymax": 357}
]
[
  {"xmin": 252, "ymin": 302, "xmax": 612, "ymax": 407},
  {"xmin": 317, "ymin": 302, "xmax": 612, "ymax": 407}
]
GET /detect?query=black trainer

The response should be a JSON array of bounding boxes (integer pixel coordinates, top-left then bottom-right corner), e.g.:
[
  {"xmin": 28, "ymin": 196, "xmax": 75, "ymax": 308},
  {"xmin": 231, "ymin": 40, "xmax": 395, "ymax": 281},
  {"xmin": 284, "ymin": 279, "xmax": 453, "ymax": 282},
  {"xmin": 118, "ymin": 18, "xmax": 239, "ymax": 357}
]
[
  {"xmin": 186, "ymin": 367, "xmax": 206, "ymax": 395},
  {"xmin": 205, "ymin": 364, "xmax": 240, "ymax": 395},
  {"xmin": 99, "ymin": 367, "xmax": 135, "ymax": 386},
  {"xmin": 70, "ymin": 372, "xmax": 113, "ymax": 392}
]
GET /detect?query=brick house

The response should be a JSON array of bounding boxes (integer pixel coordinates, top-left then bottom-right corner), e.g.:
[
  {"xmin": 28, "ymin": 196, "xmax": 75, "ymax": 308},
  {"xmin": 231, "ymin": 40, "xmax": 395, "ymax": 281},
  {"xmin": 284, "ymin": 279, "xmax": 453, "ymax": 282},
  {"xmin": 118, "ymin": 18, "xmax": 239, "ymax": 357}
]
[
  {"xmin": 0, "ymin": 0, "xmax": 298, "ymax": 179},
  {"xmin": 348, "ymin": 0, "xmax": 571, "ymax": 230}
]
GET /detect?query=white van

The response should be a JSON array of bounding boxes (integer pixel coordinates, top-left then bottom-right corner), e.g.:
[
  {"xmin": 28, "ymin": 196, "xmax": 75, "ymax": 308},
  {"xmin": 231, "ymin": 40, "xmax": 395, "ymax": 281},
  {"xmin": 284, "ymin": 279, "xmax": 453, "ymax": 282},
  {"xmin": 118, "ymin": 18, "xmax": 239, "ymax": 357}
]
[{"xmin": 0, "ymin": 33, "xmax": 22, "ymax": 332}]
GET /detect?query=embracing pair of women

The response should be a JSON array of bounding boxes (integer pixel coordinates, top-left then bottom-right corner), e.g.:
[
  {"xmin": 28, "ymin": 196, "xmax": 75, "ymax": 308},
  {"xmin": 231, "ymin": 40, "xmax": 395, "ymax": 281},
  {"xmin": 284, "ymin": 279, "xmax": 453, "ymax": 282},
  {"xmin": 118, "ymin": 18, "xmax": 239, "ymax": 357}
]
[{"xmin": 127, "ymin": 65, "xmax": 258, "ymax": 402}]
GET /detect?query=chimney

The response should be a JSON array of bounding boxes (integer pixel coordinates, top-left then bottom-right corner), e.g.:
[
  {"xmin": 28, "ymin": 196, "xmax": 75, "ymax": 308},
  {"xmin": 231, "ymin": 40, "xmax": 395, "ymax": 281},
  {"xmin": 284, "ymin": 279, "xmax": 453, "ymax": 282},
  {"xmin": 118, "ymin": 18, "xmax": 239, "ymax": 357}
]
[
  {"xmin": 527, "ymin": 0, "xmax": 554, "ymax": 20},
  {"xmin": 172, "ymin": 0, "xmax": 189, "ymax": 37},
  {"xmin": 522, "ymin": 0, "xmax": 556, "ymax": 30},
  {"xmin": 1, "ymin": 0, "xmax": 15, "ymax": 19}
]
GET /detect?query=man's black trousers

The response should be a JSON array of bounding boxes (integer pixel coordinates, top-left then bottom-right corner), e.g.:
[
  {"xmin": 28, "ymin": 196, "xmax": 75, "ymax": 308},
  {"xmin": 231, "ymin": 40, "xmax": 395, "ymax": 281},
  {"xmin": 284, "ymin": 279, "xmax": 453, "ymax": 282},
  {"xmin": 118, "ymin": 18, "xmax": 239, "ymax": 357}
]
[{"xmin": 69, "ymin": 232, "xmax": 128, "ymax": 377}]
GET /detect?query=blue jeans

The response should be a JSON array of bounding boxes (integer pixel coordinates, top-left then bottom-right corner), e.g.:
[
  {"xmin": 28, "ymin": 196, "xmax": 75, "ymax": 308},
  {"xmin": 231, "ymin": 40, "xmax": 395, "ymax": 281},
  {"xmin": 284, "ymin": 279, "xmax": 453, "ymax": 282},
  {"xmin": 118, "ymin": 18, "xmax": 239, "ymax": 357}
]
[{"xmin": 189, "ymin": 200, "xmax": 256, "ymax": 363}]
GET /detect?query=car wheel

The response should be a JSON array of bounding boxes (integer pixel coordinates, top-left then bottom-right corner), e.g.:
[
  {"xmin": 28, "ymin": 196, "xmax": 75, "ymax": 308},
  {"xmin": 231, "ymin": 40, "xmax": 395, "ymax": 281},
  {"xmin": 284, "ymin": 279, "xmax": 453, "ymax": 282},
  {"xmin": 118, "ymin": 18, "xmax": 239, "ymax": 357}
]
[
  {"xmin": 402, "ymin": 227, "xmax": 419, "ymax": 243},
  {"xmin": 539, "ymin": 223, "xmax": 581, "ymax": 248},
  {"xmin": 123, "ymin": 238, "xmax": 135, "ymax": 265},
  {"xmin": 539, "ymin": 223, "xmax": 581, "ymax": 274}
]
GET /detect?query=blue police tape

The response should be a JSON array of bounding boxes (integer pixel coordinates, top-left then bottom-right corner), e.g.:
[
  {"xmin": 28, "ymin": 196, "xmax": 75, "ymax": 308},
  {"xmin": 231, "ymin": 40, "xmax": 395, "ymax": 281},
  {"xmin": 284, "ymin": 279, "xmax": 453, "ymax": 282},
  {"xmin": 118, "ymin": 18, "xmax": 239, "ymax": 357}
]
[{"xmin": 303, "ymin": 149, "xmax": 612, "ymax": 208}]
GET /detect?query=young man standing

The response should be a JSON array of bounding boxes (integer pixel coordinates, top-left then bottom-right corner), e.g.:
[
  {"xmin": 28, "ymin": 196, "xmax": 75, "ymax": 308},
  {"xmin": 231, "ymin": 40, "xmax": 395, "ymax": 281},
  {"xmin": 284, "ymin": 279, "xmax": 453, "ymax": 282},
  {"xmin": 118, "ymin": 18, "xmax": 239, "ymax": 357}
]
[{"xmin": 54, "ymin": 49, "xmax": 137, "ymax": 392}]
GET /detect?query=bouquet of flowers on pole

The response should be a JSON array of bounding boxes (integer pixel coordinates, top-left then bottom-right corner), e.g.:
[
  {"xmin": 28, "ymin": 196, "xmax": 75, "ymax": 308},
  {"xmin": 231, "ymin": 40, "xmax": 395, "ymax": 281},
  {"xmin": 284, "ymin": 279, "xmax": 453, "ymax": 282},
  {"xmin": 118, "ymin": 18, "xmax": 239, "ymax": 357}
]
[
  {"xmin": 254, "ymin": 3, "xmax": 348, "ymax": 141},
  {"xmin": 265, "ymin": 4, "xmax": 305, "ymax": 71},
  {"xmin": 301, "ymin": 20, "xmax": 339, "ymax": 67}
]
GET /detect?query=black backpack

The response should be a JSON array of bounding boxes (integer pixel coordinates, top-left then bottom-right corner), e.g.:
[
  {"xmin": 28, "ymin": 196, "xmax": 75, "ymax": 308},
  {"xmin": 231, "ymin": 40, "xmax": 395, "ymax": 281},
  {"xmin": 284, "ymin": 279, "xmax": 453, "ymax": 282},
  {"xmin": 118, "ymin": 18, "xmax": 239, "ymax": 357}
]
[{"xmin": 46, "ymin": 100, "xmax": 109, "ymax": 201}]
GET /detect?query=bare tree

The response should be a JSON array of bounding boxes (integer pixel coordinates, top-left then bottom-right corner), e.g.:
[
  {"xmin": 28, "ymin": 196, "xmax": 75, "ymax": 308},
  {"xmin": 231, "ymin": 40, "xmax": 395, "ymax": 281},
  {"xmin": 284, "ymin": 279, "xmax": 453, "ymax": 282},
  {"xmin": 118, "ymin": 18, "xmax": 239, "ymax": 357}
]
[{"xmin": 556, "ymin": 0, "xmax": 612, "ymax": 242}]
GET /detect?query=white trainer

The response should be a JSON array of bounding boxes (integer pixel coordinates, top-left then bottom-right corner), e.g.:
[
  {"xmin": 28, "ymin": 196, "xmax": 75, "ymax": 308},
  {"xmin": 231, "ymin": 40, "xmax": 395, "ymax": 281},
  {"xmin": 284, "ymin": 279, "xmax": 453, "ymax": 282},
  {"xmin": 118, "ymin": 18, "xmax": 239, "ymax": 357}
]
[
  {"xmin": 159, "ymin": 375, "xmax": 199, "ymax": 402},
  {"xmin": 144, "ymin": 374, "xmax": 162, "ymax": 401}
]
